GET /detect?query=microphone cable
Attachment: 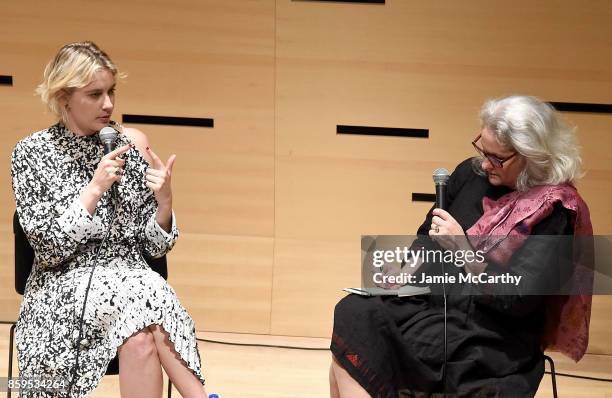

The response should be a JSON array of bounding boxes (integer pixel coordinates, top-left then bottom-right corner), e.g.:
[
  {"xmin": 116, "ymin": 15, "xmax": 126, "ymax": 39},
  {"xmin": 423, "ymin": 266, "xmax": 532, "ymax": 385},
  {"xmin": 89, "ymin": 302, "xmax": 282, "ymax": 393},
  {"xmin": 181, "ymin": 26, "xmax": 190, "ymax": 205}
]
[
  {"xmin": 432, "ymin": 167, "xmax": 450, "ymax": 396},
  {"xmin": 441, "ymin": 257, "xmax": 448, "ymax": 397},
  {"xmin": 66, "ymin": 191, "xmax": 120, "ymax": 396},
  {"xmin": 68, "ymin": 125, "xmax": 122, "ymax": 395}
]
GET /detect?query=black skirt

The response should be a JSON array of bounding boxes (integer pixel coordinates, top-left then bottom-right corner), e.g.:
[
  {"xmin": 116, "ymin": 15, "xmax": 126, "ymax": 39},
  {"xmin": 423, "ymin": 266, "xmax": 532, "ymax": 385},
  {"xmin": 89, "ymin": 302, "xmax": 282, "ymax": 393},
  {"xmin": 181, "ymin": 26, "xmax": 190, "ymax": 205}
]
[
  {"xmin": 330, "ymin": 159, "xmax": 573, "ymax": 397},
  {"xmin": 331, "ymin": 293, "xmax": 544, "ymax": 398}
]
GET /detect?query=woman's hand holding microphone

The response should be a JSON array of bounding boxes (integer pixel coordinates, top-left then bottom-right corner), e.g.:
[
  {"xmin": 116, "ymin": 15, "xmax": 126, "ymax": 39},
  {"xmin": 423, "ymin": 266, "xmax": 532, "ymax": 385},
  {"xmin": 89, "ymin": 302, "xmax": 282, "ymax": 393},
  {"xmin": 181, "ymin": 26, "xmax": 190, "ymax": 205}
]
[
  {"xmin": 428, "ymin": 208, "xmax": 470, "ymax": 251},
  {"xmin": 429, "ymin": 208, "xmax": 487, "ymax": 274},
  {"xmin": 79, "ymin": 141, "xmax": 176, "ymax": 232},
  {"xmin": 80, "ymin": 144, "xmax": 132, "ymax": 215}
]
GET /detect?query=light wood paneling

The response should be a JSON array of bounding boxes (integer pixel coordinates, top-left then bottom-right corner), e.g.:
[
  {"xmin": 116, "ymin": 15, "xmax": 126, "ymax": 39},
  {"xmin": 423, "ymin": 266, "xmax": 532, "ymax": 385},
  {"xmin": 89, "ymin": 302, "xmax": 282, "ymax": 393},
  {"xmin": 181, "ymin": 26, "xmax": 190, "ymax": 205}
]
[
  {"xmin": 1, "ymin": 0, "xmax": 612, "ymax": 362},
  {"xmin": 588, "ymin": 296, "xmax": 612, "ymax": 355},
  {"xmin": 169, "ymin": 233, "xmax": 274, "ymax": 334},
  {"xmin": 272, "ymin": 0, "xmax": 612, "ymax": 349},
  {"xmin": 0, "ymin": 0, "xmax": 276, "ymax": 336},
  {"xmin": 270, "ymin": 238, "xmax": 358, "ymax": 337},
  {"xmin": 565, "ymin": 113, "xmax": 612, "ymax": 234},
  {"xmin": 0, "ymin": 225, "xmax": 19, "ymax": 318}
]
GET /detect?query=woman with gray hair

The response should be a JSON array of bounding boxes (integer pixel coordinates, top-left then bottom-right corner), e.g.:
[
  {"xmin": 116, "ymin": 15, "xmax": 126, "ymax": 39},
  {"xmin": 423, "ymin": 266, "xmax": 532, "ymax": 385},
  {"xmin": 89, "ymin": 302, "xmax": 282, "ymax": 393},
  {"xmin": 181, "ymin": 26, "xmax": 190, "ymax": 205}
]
[
  {"xmin": 330, "ymin": 95, "xmax": 593, "ymax": 397},
  {"xmin": 475, "ymin": 95, "xmax": 582, "ymax": 191}
]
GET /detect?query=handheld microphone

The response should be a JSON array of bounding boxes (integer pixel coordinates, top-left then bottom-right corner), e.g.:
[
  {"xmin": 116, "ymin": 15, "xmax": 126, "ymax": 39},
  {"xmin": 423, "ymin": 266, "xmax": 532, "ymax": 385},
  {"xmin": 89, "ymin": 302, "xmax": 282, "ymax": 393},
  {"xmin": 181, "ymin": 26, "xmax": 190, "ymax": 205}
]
[
  {"xmin": 99, "ymin": 126, "xmax": 120, "ymax": 199},
  {"xmin": 99, "ymin": 126, "xmax": 118, "ymax": 155},
  {"xmin": 432, "ymin": 167, "xmax": 450, "ymax": 395},
  {"xmin": 432, "ymin": 168, "xmax": 450, "ymax": 210}
]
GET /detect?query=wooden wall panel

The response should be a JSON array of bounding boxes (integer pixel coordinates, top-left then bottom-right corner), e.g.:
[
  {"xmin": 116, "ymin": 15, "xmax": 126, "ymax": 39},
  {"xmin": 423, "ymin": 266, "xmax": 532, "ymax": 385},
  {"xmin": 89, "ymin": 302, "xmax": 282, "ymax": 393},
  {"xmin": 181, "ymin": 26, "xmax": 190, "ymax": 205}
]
[
  {"xmin": 1, "ymin": 0, "xmax": 611, "ymax": 358},
  {"xmin": 566, "ymin": 114, "xmax": 612, "ymax": 234},
  {"xmin": 169, "ymin": 233, "xmax": 274, "ymax": 334},
  {"xmin": 0, "ymin": 226, "xmax": 16, "ymax": 316},
  {"xmin": 0, "ymin": 0, "xmax": 276, "ymax": 334},
  {"xmin": 271, "ymin": 0, "xmax": 612, "ymax": 357},
  {"xmin": 589, "ymin": 296, "xmax": 612, "ymax": 355}
]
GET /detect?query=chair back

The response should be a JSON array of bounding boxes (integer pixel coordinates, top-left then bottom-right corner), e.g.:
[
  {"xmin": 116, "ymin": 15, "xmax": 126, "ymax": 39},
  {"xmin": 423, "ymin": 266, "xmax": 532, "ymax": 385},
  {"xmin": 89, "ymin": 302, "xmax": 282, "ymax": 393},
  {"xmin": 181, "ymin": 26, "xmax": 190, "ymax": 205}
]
[{"xmin": 13, "ymin": 212, "xmax": 34, "ymax": 295}]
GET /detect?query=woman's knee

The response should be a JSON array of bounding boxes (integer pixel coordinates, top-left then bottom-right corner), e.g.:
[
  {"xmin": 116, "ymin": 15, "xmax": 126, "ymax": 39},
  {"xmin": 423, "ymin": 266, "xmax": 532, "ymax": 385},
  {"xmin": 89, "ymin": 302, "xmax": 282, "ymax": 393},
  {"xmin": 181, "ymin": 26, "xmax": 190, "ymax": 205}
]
[
  {"xmin": 334, "ymin": 294, "xmax": 372, "ymax": 324},
  {"xmin": 120, "ymin": 328, "xmax": 158, "ymax": 360},
  {"xmin": 148, "ymin": 324, "xmax": 169, "ymax": 343}
]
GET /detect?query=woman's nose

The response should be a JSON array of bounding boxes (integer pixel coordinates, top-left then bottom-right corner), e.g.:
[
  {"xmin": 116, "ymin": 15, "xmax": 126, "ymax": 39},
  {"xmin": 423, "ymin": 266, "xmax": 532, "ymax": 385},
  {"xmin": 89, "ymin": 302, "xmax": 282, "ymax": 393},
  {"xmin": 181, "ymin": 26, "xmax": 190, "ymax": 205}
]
[
  {"xmin": 481, "ymin": 158, "xmax": 493, "ymax": 171},
  {"xmin": 102, "ymin": 94, "xmax": 113, "ymax": 111}
]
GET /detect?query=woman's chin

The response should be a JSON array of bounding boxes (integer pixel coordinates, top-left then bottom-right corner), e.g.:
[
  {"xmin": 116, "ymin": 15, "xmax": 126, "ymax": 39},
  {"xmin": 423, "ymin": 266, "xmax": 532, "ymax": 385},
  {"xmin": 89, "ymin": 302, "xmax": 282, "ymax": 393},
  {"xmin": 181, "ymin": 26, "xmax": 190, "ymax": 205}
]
[
  {"xmin": 487, "ymin": 175, "xmax": 502, "ymax": 185},
  {"xmin": 95, "ymin": 119, "xmax": 110, "ymax": 129}
]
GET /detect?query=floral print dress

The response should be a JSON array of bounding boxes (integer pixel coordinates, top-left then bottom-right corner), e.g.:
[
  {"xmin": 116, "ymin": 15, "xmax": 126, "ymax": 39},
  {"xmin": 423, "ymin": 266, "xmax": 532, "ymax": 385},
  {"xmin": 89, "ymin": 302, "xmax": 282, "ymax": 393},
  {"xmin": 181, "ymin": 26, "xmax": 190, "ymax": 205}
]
[{"xmin": 11, "ymin": 123, "xmax": 204, "ymax": 397}]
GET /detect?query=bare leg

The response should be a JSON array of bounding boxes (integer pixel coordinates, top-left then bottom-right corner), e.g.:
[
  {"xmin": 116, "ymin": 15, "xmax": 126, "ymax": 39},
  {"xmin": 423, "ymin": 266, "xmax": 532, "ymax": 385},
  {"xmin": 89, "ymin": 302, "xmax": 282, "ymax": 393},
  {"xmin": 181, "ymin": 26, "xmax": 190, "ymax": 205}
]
[
  {"xmin": 330, "ymin": 357, "xmax": 340, "ymax": 398},
  {"xmin": 149, "ymin": 324, "xmax": 207, "ymax": 398},
  {"xmin": 118, "ymin": 328, "xmax": 163, "ymax": 398},
  {"xmin": 330, "ymin": 355, "xmax": 371, "ymax": 398}
]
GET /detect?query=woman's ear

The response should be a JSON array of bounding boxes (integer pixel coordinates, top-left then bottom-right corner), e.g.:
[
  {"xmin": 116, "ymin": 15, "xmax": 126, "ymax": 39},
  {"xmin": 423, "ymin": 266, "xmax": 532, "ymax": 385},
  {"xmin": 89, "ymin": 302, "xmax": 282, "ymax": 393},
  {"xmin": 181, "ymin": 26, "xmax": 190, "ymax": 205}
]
[{"xmin": 58, "ymin": 88, "xmax": 71, "ymax": 109}]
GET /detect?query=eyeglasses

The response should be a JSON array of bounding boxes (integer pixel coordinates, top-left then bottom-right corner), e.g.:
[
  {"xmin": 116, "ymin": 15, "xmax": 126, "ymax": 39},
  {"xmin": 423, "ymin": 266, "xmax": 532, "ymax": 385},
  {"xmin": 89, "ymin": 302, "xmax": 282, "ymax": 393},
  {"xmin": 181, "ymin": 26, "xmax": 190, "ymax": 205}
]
[{"xmin": 471, "ymin": 134, "xmax": 517, "ymax": 168}]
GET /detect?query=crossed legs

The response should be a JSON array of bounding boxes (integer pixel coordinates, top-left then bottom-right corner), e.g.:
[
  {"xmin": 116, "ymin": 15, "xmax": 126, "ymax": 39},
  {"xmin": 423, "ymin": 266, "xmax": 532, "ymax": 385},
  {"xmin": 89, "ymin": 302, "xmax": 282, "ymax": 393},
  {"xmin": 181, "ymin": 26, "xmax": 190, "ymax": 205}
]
[
  {"xmin": 118, "ymin": 324, "xmax": 207, "ymax": 398},
  {"xmin": 119, "ymin": 325, "xmax": 368, "ymax": 398}
]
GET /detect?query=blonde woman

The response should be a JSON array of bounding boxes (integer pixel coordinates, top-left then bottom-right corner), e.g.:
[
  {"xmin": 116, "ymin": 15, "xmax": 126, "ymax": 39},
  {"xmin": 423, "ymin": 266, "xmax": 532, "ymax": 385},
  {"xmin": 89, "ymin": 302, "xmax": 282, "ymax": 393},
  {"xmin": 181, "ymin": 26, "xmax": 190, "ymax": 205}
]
[{"xmin": 11, "ymin": 41, "xmax": 207, "ymax": 397}]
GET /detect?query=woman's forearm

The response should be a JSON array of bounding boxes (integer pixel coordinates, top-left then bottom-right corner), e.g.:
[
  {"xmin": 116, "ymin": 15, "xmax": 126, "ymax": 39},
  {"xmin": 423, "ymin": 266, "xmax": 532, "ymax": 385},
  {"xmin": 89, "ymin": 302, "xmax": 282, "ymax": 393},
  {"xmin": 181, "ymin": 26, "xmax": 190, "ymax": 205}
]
[{"xmin": 156, "ymin": 200, "xmax": 173, "ymax": 232}]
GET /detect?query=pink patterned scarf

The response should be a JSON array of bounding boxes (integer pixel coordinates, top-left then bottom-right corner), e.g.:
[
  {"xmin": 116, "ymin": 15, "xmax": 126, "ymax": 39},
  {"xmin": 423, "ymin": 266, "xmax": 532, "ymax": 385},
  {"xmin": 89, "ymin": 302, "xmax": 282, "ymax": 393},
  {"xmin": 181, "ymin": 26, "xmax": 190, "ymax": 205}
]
[{"xmin": 467, "ymin": 184, "xmax": 593, "ymax": 362}]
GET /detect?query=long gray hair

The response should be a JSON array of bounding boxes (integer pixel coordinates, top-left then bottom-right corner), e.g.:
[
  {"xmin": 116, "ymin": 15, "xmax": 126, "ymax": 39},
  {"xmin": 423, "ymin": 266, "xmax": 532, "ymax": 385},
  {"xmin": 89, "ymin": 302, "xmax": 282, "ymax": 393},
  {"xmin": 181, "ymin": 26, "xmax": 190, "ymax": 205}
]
[{"xmin": 473, "ymin": 95, "xmax": 582, "ymax": 191}]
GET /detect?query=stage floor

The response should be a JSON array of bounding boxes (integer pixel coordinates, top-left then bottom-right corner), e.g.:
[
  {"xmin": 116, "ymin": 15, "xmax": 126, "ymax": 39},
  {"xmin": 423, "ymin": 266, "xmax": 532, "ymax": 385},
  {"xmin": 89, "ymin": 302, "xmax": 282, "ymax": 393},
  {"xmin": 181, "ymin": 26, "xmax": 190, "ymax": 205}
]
[{"xmin": 2, "ymin": 324, "xmax": 611, "ymax": 397}]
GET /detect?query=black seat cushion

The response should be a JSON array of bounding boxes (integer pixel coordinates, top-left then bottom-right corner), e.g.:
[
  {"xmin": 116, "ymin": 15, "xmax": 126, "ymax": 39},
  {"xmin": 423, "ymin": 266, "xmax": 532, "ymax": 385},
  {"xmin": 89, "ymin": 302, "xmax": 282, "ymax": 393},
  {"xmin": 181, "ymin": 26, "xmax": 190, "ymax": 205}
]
[
  {"xmin": 14, "ymin": 211, "xmax": 34, "ymax": 295},
  {"xmin": 106, "ymin": 355, "xmax": 120, "ymax": 375}
]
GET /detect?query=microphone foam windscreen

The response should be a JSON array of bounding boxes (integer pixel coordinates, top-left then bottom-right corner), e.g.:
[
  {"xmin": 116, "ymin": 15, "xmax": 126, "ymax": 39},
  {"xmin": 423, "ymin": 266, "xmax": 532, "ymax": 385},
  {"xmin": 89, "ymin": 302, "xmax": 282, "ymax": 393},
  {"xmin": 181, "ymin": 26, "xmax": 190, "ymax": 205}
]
[
  {"xmin": 432, "ymin": 168, "xmax": 450, "ymax": 184},
  {"xmin": 99, "ymin": 126, "xmax": 118, "ymax": 144}
]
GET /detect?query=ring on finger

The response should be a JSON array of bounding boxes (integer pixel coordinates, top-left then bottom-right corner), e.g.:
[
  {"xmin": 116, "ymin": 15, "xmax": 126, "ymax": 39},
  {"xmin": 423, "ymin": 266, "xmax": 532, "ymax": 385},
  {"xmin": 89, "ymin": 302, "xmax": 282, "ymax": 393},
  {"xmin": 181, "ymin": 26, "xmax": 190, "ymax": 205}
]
[{"xmin": 114, "ymin": 167, "xmax": 123, "ymax": 176}]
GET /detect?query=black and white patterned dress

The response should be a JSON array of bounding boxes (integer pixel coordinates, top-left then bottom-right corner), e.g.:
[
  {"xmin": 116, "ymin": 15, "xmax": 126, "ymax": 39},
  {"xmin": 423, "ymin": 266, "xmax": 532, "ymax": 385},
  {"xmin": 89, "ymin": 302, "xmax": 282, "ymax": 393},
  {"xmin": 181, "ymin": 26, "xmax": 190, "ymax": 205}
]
[{"xmin": 11, "ymin": 123, "xmax": 204, "ymax": 397}]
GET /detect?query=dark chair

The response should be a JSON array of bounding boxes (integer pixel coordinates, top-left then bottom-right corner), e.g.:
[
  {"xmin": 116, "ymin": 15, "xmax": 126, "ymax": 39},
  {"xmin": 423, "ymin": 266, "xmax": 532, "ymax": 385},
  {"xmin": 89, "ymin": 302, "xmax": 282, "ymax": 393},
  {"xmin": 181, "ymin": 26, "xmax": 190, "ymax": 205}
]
[
  {"xmin": 543, "ymin": 354, "xmax": 558, "ymax": 398},
  {"xmin": 8, "ymin": 211, "xmax": 173, "ymax": 397}
]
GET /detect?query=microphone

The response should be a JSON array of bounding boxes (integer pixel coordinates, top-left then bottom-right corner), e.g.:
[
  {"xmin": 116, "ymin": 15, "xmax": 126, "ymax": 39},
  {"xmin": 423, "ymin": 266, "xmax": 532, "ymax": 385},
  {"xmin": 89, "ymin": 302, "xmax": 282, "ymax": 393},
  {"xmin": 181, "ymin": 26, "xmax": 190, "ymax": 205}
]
[
  {"xmin": 432, "ymin": 167, "xmax": 451, "ymax": 396},
  {"xmin": 99, "ymin": 126, "xmax": 118, "ymax": 155},
  {"xmin": 99, "ymin": 126, "xmax": 119, "ymax": 199},
  {"xmin": 432, "ymin": 168, "xmax": 450, "ymax": 210}
]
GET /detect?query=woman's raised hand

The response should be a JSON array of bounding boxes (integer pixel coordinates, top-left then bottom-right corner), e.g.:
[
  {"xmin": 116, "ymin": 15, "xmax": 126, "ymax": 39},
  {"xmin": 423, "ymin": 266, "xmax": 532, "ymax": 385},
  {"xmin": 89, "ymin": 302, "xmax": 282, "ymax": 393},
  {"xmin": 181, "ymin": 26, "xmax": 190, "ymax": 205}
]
[{"xmin": 144, "ymin": 147, "xmax": 176, "ymax": 207}]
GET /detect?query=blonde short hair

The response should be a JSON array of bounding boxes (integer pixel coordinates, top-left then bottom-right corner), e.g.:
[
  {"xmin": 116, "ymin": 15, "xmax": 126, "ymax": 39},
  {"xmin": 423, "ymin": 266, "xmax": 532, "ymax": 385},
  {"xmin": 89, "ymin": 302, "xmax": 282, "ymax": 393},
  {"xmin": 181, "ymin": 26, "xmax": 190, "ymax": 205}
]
[
  {"xmin": 475, "ymin": 95, "xmax": 583, "ymax": 191},
  {"xmin": 36, "ymin": 41, "xmax": 119, "ymax": 122}
]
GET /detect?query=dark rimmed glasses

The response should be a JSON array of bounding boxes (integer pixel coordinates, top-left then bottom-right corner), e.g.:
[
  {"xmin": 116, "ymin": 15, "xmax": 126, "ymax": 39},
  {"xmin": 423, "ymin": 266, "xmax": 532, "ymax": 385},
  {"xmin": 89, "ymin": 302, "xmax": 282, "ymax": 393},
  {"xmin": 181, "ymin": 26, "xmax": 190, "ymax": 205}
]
[{"xmin": 471, "ymin": 134, "xmax": 517, "ymax": 168}]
